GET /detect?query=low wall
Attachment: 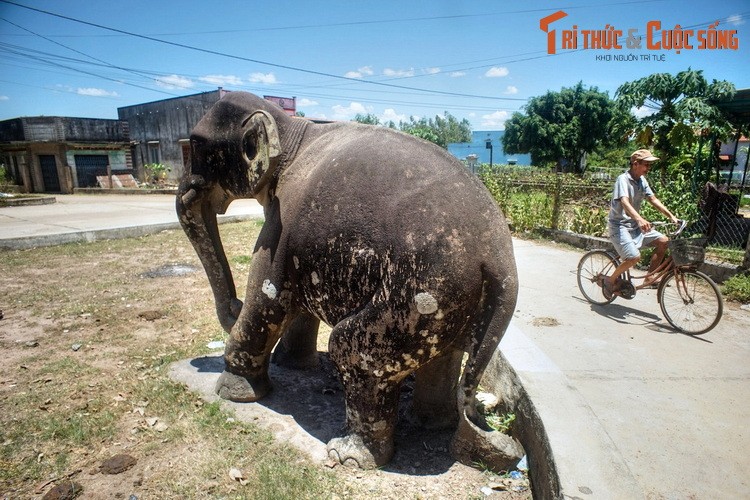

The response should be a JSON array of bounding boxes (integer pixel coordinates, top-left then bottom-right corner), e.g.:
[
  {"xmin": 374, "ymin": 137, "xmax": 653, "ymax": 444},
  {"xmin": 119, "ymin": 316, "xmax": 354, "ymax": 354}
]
[
  {"xmin": 542, "ymin": 228, "xmax": 742, "ymax": 284},
  {"xmin": 483, "ymin": 350, "xmax": 561, "ymax": 499}
]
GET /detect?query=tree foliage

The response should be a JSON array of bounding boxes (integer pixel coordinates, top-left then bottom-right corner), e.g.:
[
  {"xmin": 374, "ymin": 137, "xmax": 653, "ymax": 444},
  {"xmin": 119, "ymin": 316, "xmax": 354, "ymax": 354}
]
[
  {"xmin": 353, "ymin": 111, "xmax": 471, "ymax": 148},
  {"xmin": 615, "ymin": 69, "xmax": 736, "ymax": 165},
  {"xmin": 502, "ymin": 82, "xmax": 626, "ymax": 172},
  {"xmin": 398, "ymin": 112, "xmax": 472, "ymax": 148},
  {"xmin": 353, "ymin": 113, "xmax": 381, "ymax": 125}
]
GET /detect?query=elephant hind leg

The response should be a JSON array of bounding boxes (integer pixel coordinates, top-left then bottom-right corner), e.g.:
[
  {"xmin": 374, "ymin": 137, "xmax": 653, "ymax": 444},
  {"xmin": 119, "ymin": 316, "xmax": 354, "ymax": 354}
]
[
  {"xmin": 411, "ymin": 349, "xmax": 463, "ymax": 429},
  {"xmin": 325, "ymin": 305, "xmax": 412, "ymax": 469}
]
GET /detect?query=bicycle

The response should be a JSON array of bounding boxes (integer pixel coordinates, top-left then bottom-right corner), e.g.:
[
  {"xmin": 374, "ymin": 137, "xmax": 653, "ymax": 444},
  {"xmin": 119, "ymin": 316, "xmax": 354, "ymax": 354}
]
[{"xmin": 576, "ymin": 220, "xmax": 724, "ymax": 335}]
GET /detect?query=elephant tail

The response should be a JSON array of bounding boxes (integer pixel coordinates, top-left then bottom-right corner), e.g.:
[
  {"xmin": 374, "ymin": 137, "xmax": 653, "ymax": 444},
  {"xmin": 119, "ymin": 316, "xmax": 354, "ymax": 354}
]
[
  {"xmin": 459, "ymin": 264, "xmax": 517, "ymax": 418},
  {"xmin": 450, "ymin": 262, "xmax": 523, "ymax": 470}
]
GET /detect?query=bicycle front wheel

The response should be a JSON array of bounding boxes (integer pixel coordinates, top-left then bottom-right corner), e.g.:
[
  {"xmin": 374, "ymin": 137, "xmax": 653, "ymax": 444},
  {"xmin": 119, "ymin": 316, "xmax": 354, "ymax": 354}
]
[
  {"xmin": 577, "ymin": 250, "xmax": 618, "ymax": 305},
  {"xmin": 658, "ymin": 270, "xmax": 723, "ymax": 334}
]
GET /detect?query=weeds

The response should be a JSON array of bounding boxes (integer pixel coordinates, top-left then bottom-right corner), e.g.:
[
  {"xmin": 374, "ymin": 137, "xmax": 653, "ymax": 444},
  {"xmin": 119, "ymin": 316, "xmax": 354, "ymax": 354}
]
[{"xmin": 722, "ymin": 273, "xmax": 750, "ymax": 303}]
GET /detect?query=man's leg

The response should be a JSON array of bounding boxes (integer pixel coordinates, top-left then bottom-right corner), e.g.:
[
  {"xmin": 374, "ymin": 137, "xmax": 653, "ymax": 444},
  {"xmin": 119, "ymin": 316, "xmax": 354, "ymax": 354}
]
[
  {"xmin": 607, "ymin": 256, "xmax": 639, "ymax": 288},
  {"xmin": 644, "ymin": 236, "xmax": 669, "ymax": 285},
  {"xmin": 608, "ymin": 225, "xmax": 641, "ymax": 291}
]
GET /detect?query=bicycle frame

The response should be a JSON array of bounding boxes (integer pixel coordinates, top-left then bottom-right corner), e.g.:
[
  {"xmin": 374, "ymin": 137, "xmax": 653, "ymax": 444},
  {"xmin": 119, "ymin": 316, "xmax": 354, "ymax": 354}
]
[
  {"xmin": 627, "ymin": 255, "xmax": 676, "ymax": 290},
  {"xmin": 577, "ymin": 218, "xmax": 723, "ymax": 334}
]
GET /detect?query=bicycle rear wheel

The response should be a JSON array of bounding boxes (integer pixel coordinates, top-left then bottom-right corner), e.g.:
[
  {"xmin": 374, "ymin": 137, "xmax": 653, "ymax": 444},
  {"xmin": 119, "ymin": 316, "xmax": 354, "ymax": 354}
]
[
  {"xmin": 577, "ymin": 250, "xmax": 618, "ymax": 305},
  {"xmin": 658, "ymin": 270, "xmax": 723, "ymax": 334}
]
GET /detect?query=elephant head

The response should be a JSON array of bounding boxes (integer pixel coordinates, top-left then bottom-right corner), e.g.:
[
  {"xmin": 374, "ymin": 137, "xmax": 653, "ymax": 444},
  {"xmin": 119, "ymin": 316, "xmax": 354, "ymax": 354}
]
[{"xmin": 176, "ymin": 93, "xmax": 296, "ymax": 333}]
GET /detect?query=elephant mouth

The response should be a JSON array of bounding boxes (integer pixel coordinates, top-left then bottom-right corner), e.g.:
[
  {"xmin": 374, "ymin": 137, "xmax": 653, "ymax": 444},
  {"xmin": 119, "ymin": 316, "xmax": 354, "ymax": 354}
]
[{"xmin": 177, "ymin": 175, "xmax": 243, "ymax": 333}]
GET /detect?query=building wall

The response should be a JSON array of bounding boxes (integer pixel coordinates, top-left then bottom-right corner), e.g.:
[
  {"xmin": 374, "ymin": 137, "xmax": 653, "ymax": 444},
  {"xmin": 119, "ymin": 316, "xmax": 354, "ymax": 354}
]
[
  {"xmin": 0, "ymin": 116, "xmax": 131, "ymax": 193},
  {"xmin": 117, "ymin": 89, "xmax": 227, "ymax": 181},
  {"xmin": 719, "ymin": 138, "xmax": 749, "ymax": 183}
]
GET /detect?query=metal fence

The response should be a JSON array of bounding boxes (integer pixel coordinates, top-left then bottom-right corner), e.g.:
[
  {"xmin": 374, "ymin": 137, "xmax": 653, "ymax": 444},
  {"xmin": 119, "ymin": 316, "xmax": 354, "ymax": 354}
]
[{"xmin": 479, "ymin": 167, "xmax": 750, "ymax": 268}]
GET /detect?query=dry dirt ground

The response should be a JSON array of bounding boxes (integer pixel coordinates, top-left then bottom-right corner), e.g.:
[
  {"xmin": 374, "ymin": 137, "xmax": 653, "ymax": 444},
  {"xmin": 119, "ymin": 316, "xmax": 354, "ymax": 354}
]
[{"xmin": 0, "ymin": 222, "xmax": 530, "ymax": 500}]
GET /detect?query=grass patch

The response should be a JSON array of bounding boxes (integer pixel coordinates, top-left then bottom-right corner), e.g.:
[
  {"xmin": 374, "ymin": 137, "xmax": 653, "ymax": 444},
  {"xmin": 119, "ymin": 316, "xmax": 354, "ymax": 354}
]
[{"xmin": 0, "ymin": 221, "xmax": 356, "ymax": 499}]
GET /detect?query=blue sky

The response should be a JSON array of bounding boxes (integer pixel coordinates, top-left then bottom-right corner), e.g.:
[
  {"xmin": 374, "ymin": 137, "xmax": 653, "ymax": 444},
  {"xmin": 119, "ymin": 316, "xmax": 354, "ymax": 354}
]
[{"xmin": 0, "ymin": 0, "xmax": 748, "ymax": 130}]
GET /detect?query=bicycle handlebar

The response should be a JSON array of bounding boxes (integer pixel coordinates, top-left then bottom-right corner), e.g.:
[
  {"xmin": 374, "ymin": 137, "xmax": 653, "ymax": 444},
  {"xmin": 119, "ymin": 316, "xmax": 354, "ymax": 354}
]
[{"xmin": 652, "ymin": 219, "xmax": 688, "ymax": 237}]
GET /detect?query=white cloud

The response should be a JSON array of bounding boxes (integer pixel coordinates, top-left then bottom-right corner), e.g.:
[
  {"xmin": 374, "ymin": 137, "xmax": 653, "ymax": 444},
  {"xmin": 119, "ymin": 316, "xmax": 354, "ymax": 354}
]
[
  {"xmin": 632, "ymin": 106, "xmax": 657, "ymax": 119},
  {"xmin": 481, "ymin": 111, "xmax": 510, "ymax": 129},
  {"xmin": 331, "ymin": 102, "xmax": 372, "ymax": 121},
  {"xmin": 249, "ymin": 72, "xmax": 278, "ymax": 84},
  {"xmin": 345, "ymin": 66, "xmax": 374, "ymax": 78},
  {"xmin": 485, "ymin": 67, "xmax": 510, "ymax": 78},
  {"xmin": 77, "ymin": 88, "xmax": 119, "ymax": 97},
  {"xmin": 297, "ymin": 98, "xmax": 318, "ymax": 107},
  {"xmin": 383, "ymin": 67, "xmax": 415, "ymax": 78},
  {"xmin": 727, "ymin": 14, "xmax": 745, "ymax": 26},
  {"xmin": 503, "ymin": 85, "xmax": 519, "ymax": 95},
  {"xmin": 450, "ymin": 71, "xmax": 466, "ymax": 78},
  {"xmin": 423, "ymin": 67, "xmax": 441, "ymax": 75},
  {"xmin": 199, "ymin": 74, "xmax": 243, "ymax": 87},
  {"xmin": 156, "ymin": 74, "xmax": 194, "ymax": 89},
  {"xmin": 0, "ymin": 95, "xmax": 9, "ymax": 101},
  {"xmin": 381, "ymin": 108, "xmax": 407, "ymax": 124}
]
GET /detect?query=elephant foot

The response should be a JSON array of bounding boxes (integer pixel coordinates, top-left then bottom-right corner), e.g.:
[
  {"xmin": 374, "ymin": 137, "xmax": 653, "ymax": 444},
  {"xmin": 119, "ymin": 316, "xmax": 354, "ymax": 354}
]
[
  {"xmin": 450, "ymin": 413, "xmax": 525, "ymax": 473},
  {"xmin": 215, "ymin": 370, "xmax": 271, "ymax": 402},
  {"xmin": 327, "ymin": 434, "xmax": 394, "ymax": 470}
]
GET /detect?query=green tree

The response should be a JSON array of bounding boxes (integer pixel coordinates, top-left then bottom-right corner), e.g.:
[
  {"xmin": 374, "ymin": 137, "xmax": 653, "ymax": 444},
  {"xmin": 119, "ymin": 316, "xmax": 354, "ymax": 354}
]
[
  {"xmin": 615, "ymin": 69, "xmax": 736, "ymax": 166},
  {"xmin": 399, "ymin": 112, "xmax": 472, "ymax": 148},
  {"xmin": 353, "ymin": 113, "xmax": 381, "ymax": 125},
  {"xmin": 502, "ymin": 82, "xmax": 625, "ymax": 172}
]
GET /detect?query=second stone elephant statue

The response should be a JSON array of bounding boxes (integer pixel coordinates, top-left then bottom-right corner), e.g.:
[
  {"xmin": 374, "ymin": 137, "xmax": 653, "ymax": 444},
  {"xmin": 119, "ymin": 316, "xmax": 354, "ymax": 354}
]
[{"xmin": 176, "ymin": 91, "xmax": 521, "ymax": 469}]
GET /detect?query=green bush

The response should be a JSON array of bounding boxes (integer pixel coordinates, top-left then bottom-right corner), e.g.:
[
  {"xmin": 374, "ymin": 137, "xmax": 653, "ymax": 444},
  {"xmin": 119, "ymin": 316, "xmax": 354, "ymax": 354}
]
[
  {"xmin": 722, "ymin": 273, "xmax": 750, "ymax": 303},
  {"xmin": 144, "ymin": 163, "xmax": 171, "ymax": 183}
]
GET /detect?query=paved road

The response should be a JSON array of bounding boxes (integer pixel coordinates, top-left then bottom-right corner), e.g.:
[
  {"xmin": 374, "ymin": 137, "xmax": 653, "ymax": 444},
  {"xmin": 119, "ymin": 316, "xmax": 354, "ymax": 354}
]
[
  {"xmin": 2, "ymin": 194, "xmax": 748, "ymax": 498},
  {"xmin": 510, "ymin": 238, "xmax": 749, "ymax": 498},
  {"xmin": 0, "ymin": 193, "xmax": 263, "ymax": 248}
]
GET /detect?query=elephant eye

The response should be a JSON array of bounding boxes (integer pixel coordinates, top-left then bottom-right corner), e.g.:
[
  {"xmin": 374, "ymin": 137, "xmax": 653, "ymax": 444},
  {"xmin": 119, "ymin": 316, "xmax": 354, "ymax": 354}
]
[{"xmin": 243, "ymin": 132, "xmax": 258, "ymax": 161}]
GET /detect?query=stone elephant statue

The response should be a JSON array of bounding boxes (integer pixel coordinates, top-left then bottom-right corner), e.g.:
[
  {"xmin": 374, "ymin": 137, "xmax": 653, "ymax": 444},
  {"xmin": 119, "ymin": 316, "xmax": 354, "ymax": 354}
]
[{"xmin": 176, "ymin": 91, "xmax": 521, "ymax": 469}]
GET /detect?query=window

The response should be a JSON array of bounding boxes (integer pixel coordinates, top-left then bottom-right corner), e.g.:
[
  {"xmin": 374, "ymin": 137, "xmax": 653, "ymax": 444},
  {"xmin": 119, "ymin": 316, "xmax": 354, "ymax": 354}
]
[{"xmin": 148, "ymin": 141, "xmax": 160, "ymax": 164}]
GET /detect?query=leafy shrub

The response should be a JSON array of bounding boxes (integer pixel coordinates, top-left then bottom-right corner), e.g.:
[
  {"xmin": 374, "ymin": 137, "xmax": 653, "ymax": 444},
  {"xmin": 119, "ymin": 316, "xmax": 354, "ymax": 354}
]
[
  {"xmin": 144, "ymin": 163, "xmax": 171, "ymax": 184},
  {"xmin": 722, "ymin": 273, "xmax": 750, "ymax": 303}
]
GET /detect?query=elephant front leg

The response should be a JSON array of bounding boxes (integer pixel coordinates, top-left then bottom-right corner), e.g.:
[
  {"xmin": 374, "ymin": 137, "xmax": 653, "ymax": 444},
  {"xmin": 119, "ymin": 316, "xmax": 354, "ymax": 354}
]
[
  {"xmin": 216, "ymin": 280, "xmax": 291, "ymax": 402},
  {"xmin": 271, "ymin": 312, "xmax": 320, "ymax": 370}
]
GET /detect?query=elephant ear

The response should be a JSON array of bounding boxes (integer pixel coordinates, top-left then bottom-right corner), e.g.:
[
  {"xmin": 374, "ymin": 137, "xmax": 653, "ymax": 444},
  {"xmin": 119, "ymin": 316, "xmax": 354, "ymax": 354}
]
[{"xmin": 241, "ymin": 110, "xmax": 281, "ymax": 193}]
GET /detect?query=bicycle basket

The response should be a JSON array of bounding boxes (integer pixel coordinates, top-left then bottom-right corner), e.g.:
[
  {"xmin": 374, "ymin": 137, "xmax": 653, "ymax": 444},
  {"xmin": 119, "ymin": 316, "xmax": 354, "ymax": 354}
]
[{"xmin": 669, "ymin": 237, "xmax": 707, "ymax": 266}]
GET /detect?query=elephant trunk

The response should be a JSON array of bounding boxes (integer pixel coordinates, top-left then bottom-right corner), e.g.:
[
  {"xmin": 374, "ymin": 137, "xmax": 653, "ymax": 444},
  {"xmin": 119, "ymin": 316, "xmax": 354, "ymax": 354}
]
[{"xmin": 177, "ymin": 175, "xmax": 243, "ymax": 333}]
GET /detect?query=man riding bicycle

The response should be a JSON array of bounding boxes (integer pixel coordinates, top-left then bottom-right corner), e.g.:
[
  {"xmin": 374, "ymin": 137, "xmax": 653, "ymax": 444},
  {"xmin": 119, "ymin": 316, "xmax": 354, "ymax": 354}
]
[{"xmin": 605, "ymin": 149, "xmax": 679, "ymax": 298}]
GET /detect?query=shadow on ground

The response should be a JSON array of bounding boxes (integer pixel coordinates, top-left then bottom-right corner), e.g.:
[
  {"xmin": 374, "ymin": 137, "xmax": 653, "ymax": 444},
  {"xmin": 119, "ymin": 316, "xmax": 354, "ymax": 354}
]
[{"xmin": 184, "ymin": 353, "xmax": 462, "ymax": 476}]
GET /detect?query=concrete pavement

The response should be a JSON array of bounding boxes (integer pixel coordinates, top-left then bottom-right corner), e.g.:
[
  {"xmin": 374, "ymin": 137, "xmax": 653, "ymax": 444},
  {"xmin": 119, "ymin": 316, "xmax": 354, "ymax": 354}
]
[
  {"xmin": 2, "ymin": 194, "xmax": 748, "ymax": 498},
  {"xmin": 510, "ymin": 239, "xmax": 749, "ymax": 498},
  {"xmin": 0, "ymin": 193, "xmax": 263, "ymax": 249}
]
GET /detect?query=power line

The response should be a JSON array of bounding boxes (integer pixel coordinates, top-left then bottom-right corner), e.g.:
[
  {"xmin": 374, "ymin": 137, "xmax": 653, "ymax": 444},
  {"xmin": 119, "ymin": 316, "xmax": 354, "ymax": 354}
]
[
  {"xmin": 0, "ymin": 0, "xmax": 670, "ymax": 37},
  {"xmin": 0, "ymin": 0, "xmax": 527, "ymax": 102}
]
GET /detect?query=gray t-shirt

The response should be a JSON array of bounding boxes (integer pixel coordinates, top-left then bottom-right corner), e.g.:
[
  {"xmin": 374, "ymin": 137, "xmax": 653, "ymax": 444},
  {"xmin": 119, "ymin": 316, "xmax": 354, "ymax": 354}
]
[{"xmin": 608, "ymin": 171, "xmax": 654, "ymax": 228}]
